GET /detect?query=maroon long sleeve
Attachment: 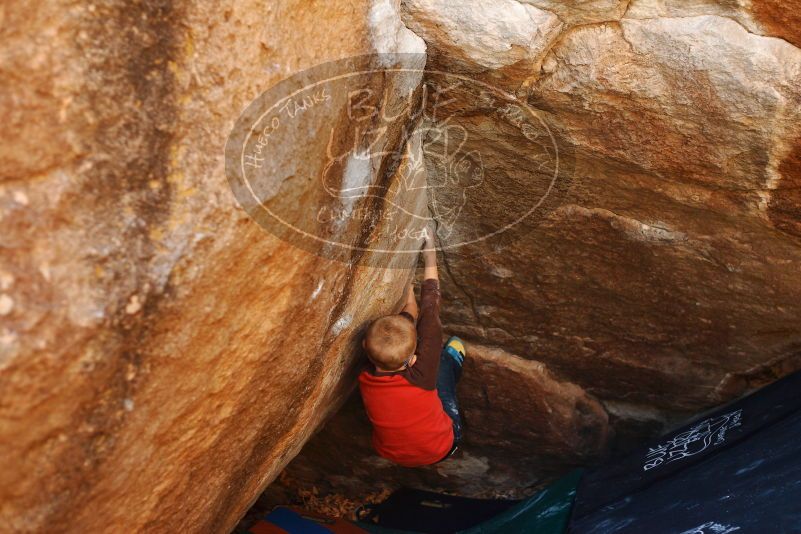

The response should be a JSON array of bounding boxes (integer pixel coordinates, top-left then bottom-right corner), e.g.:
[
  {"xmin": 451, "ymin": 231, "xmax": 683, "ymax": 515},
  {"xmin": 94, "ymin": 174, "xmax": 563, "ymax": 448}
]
[{"xmin": 403, "ymin": 278, "xmax": 442, "ymax": 390}]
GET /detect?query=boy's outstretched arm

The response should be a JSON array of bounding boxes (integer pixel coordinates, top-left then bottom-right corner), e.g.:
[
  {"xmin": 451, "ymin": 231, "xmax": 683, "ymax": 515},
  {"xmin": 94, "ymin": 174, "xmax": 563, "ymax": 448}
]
[
  {"xmin": 406, "ymin": 228, "xmax": 443, "ymax": 390},
  {"xmin": 400, "ymin": 282, "xmax": 419, "ymax": 322},
  {"xmin": 422, "ymin": 228, "xmax": 438, "ymax": 282}
]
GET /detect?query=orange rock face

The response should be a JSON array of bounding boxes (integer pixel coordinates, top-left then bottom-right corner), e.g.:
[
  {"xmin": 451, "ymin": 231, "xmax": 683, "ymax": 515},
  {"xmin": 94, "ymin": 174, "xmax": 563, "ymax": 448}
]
[
  {"xmin": 0, "ymin": 0, "xmax": 425, "ymax": 531},
  {"xmin": 751, "ymin": 0, "xmax": 801, "ymax": 48},
  {"xmin": 3, "ymin": 0, "xmax": 801, "ymax": 530}
]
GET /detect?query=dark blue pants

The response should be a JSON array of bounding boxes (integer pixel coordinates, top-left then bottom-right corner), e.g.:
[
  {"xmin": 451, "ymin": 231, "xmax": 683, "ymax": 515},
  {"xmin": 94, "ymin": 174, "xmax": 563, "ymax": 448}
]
[{"xmin": 436, "ymin": 347, "xmax": 463, "ymax": 444}]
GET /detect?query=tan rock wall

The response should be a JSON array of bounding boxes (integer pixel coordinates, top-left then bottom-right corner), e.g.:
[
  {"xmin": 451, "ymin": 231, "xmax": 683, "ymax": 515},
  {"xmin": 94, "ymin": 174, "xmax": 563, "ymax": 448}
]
[
  {"xmin": 274, "ymin": 0, "xmax": 801, "ymax": 503},
  {"xmin": 402, "ymin": 0, "xmax": 801, "ymax": 420}
]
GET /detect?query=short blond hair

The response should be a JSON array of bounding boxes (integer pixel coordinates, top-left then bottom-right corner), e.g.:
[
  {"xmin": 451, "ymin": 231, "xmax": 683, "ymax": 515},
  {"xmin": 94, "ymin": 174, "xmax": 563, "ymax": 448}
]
[{"xmin": 364, "ymin": 315, "xmax": 417, "ymax": 371}]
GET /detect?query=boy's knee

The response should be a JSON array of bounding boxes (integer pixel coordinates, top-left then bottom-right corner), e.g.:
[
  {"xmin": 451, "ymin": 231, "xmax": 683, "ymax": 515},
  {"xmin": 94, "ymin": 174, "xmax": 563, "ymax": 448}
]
[{"xmin": 444, "ymin": 336, "xmax": 465, "ymax": 366}]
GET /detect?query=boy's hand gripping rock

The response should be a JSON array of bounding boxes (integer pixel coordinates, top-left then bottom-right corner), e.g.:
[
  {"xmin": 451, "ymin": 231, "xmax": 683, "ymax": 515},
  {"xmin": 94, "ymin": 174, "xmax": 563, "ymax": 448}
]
[{"xmin": 422, "ymin": 224, "xmax": 438, "ymax": 282}]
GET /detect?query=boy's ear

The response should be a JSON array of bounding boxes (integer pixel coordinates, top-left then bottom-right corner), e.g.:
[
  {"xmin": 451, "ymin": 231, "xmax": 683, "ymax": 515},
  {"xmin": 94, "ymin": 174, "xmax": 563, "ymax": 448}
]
[{"xmin": 361, "ymin": 339, "xmax": 366, "ymax": 350}]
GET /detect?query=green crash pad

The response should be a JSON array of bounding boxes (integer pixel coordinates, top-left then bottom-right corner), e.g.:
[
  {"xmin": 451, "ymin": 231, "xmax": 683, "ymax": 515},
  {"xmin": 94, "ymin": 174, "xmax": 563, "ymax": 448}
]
[
  {"xmin": 356, "ymin": 469, "xmax": 583, "ymax": 534},
  {"xmin": 460, "ymin": 469, "xmax": 582, "ymax": 534}
]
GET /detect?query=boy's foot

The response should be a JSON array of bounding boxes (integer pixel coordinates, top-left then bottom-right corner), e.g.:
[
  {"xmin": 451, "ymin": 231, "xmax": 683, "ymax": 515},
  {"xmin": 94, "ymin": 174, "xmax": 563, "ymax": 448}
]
[{"xmin": 444, "ymin": 336, "xmax": 465, "ymax": 366}]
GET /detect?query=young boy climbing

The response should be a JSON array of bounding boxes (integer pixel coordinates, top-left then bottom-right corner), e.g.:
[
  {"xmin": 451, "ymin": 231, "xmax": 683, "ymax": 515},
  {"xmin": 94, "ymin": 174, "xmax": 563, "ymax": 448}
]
[{"xmin": 359, "ymin": 230, "xmax": 466, "ymax": 467}]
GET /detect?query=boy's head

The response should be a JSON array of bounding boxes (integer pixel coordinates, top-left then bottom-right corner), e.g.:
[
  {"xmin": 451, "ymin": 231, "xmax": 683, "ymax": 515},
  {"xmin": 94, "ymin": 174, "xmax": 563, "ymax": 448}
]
[{"xmin": 363, "ymin": 314, "xmax": 417, "ymax": 371}]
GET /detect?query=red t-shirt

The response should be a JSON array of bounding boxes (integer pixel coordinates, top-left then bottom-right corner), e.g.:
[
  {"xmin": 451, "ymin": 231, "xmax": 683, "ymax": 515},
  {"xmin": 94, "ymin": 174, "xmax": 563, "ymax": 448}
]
[{"xmin": 358, "ymin": 279, "xmax": 454, "ymax": 467}]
